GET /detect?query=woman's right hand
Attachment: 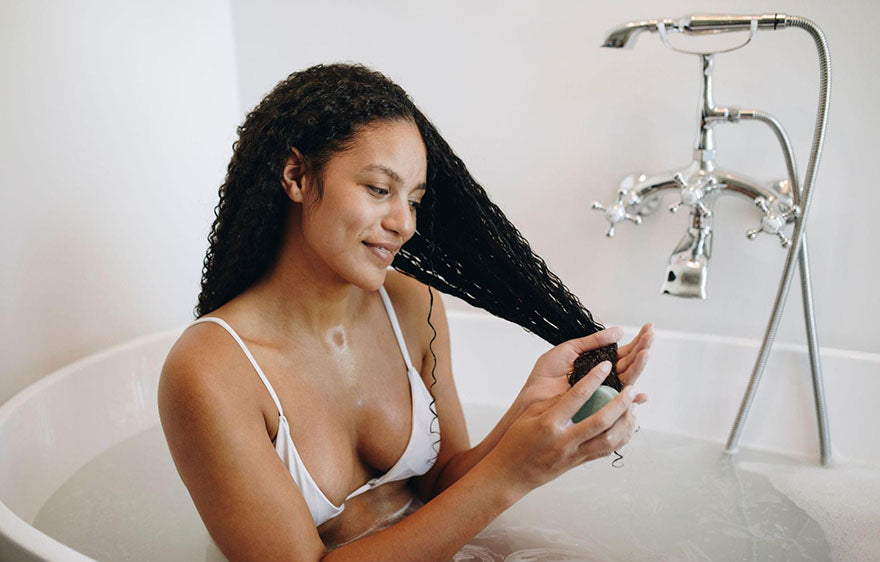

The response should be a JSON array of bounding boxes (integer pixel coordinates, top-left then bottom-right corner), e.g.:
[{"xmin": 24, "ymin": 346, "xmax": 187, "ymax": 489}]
[{"xmin": 485, "ymin": 360, "xmax": 640, "ymax": 497}]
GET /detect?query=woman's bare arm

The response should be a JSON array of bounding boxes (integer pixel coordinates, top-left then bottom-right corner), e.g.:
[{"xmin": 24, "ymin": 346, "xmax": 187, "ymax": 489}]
[
  {"xmin": 159, "ymin": 340, "xmax": 327, "ymax": 561},
  {"xmin": 326, "ymin": 362, "xmax": 640, "ymax": 561},
  {"xmin": 324, "ymin": 455, "xmax": 518, "ymax": 561},
  {"xmin": 429, "ymin": 402, "xmax": 526, "ymax": 496},
  {"xmin": 408, "ymin": 280, "xmax": 651, "ymax": 497}
]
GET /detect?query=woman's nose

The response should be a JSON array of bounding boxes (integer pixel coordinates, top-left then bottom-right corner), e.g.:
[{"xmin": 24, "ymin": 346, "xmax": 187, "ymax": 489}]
[{"xmin": 383, "ymin": 195, "xmax": 416, "ymax": 238}]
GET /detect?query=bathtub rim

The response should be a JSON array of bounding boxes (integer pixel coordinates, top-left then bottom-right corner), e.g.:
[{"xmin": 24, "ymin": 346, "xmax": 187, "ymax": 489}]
[{"xmin": 0, "ymin": 328, "xmax": 181, "ymax": 562}]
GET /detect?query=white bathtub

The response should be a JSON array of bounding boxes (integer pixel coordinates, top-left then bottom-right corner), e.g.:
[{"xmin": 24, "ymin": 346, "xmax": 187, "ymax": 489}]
[{"xmin": 2, "ymin": 311, "xmax": 878, "ymax": 561}]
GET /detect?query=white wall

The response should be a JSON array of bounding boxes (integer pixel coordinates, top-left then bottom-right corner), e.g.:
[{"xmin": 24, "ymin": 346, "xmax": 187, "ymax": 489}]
[
  {"xmin": 2, "ymin": 0, "xmax": 876, "ymax": 407},
  {"xmin": 0, "ymin": 1, "xmax": 241, "ymax": 405}
]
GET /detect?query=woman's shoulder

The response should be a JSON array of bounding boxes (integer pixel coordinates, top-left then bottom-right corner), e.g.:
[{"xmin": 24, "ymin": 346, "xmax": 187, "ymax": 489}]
[
  {"xmin": 383, "ymin": 267, "xmax": 424, "ymax": 305},
  {"xmin": 384, "ymin": 268, "xmax": 446, "ymax": 320},
  {"xmin": 159, "ymin": 317, "xmax": 270, "ymax": 430},
  {"xmin": 383, "ymin": 268, "xmax": 449, "ymax": 365},
  {"xmin": 163, "ymin": 315, "xmax": 244, "ymax": 378}
]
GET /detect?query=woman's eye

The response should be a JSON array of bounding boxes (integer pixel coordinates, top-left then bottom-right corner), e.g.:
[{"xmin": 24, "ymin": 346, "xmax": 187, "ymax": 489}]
[{"xmin": 367, "ymin": 185, "xmax": 419, "ymax": 210}]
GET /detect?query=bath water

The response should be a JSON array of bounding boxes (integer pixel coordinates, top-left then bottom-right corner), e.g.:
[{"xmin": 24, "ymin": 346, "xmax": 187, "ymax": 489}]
[{"xmin": 32, "ymin": 403, "xmax": 842, "ymax": 561}]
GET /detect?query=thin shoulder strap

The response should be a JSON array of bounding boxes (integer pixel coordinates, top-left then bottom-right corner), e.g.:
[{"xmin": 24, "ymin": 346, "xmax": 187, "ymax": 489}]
[
  {"xmin": 377, "ymin": 286, "xmax": 416, "ymax": 372},
  {"xmin": 190, "ymin": 317, "xmax": 286, "ymax": 418}
]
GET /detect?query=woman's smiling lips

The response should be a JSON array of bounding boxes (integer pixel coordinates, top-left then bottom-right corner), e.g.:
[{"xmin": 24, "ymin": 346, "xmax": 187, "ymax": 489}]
[{"xmin": 363, "ymin": 241, "xmax": 399, "ymax": 265}]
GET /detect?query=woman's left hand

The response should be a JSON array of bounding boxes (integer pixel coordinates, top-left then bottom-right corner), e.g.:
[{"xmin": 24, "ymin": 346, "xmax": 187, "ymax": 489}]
[{"xmin": 515, "ymin": 323, "xmax": 654, "ymax": 411}]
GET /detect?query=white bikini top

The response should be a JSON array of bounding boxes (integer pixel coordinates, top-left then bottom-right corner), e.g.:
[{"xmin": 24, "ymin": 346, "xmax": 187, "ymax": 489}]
[{"xmin": 188, "ymin": 286, "xmax": 439, "ymax": 527}]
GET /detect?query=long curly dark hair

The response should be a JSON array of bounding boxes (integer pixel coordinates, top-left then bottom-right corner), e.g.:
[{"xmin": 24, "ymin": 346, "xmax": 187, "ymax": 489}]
[{"xmin": 196, "ymin": 63, "xmax": 618, "ymax": 455}]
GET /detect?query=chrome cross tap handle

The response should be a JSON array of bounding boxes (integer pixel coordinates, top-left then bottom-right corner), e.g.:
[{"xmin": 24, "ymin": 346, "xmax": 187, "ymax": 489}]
[
  {"xmin": 746, "ymin": 197, "xmax": 801, "ymax": 247},
  {"xmin": 592, "ymin": 182, "xmax": 643, "ymax": 238},
  {"xmin": 669, "ymin": 171, "xmax": 715, "ymax": 216}
]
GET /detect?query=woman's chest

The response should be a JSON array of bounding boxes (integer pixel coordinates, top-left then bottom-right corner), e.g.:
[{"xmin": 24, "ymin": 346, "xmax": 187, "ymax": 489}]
[{"xmin": 255, "ymin": 311, "xmax": 425, "ymax": 503}]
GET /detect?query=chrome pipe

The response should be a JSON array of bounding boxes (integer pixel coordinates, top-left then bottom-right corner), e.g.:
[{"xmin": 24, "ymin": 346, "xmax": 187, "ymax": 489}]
[
  {"xmin": 797, "ymin": 238, "xmax": 830, "ymax": 464},
  {"xmin": 622, "ymin": 167, "xmax": 791, "ymax": 212}
]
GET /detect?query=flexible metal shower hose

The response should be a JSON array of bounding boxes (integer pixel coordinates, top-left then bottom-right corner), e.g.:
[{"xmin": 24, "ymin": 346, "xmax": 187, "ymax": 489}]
[{"xmin": 725, "ymin": 16, "xmax": 832, "ymax": 465}]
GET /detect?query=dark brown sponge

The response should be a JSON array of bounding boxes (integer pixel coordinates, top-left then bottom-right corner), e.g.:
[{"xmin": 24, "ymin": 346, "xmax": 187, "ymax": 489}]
[{"xmin": 568, "ymin": 343, "xmax": 622, "ymax": 391}]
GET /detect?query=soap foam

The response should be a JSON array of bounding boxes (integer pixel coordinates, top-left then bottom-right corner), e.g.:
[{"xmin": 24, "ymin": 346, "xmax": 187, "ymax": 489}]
[{"xmin": 739, "ymin": 459, "xmax": 880, "ymax": 562}]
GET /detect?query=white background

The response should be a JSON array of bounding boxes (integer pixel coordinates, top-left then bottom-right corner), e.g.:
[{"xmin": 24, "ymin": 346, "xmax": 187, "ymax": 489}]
[{"xmin": 2, "ymin": 0, "xmax": 877, "ymax": 405}]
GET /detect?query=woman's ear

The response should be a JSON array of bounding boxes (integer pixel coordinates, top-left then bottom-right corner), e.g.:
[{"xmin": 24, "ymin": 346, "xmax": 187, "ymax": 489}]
[{"xmin": 281, "ymin": 148, "xmax": 307, "ymax": 203}]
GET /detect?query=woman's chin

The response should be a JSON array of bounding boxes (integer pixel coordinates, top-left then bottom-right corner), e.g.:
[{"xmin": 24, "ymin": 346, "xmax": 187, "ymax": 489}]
[
  {"xmin": 371, "ymin": 266, "xmax": 391, "ymax": 289},
  {"xmin": 348, "ymin": 265, "xmax": 389, "ymax": 292}
]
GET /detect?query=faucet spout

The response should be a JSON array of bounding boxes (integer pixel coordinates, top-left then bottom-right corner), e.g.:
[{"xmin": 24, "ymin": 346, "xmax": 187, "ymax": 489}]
[{"xmin": 661, "ymin": 212, "xmax": 713, "ymax": 299}]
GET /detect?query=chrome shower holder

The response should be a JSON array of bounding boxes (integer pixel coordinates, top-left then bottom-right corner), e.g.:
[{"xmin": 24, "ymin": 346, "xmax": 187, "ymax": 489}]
[{"xmin": 593, "ymin": 14, "xmax": 832, "ymax": 465}]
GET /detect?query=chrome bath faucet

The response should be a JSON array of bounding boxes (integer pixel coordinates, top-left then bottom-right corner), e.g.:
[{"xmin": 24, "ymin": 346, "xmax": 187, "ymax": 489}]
[{"xmin": 591, "ymin": 14, "xmax": 833, "ymax": 465}]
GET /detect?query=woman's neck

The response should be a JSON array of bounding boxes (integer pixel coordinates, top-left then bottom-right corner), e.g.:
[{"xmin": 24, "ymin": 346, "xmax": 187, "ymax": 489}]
[{"xmin": 233, "ymin": 231, "xmax": 373, "ymax": 345}]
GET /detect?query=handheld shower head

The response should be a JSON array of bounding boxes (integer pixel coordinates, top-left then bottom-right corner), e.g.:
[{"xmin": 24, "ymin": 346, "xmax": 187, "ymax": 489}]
[
  {"xmin": 601, "ymin": 19, "xmax": 673, "ymax": 49},
  {"xmin": 601, "ymin": 14, "xmax": 788, "ymax": 50}
]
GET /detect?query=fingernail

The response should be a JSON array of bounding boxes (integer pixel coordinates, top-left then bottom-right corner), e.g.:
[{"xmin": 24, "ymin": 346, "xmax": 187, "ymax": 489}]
[
  {"xmin": 609, "ymin": 327, "xmax": 623, "ymax": 341},
  {"xmin": 599, "ymin": 361, "xmax": 611, "ymax": 374}
]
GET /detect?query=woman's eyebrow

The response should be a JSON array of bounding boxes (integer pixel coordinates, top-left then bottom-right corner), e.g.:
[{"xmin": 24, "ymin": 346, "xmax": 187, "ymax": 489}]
[{"xmin": 362, "ymin": 164, "xmax": 426, "ymax": 191}]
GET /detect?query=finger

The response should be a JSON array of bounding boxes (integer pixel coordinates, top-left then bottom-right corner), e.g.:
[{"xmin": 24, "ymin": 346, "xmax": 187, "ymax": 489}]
[
  {"xmin": 578, "ymin": 401, "xmax": 639, "ymax": 458},
  {"xmin": 561, "ymin": 327, "xmax": 624, "ymax": 360},
  {"xmin": 616, "ymin": 323, "xmax": 648, "ymax": 355},
  {"xmin": 617, "ymin": 323, "xmax": 653, "ymax": 356},
  {"xmin": 617, "ymin": 324, "xmax": 654, "ymax": 359},
  {"xmin": 617, "ymin": 337, "xmax": 644, "ymax": 371},
  {"xmin": 619, "ymin": 326, "xmax": 653, "ymax": 364},
  {"xmin": 569, "ymin": 384, "xmax": 636, "ymax": 444},
  {"xmin": 631, "ymin": 322, "xmax": 654, "ymax": 351},
  {"xmin": 619, "ymin": 349, "xmax": 649, "ymax": 385},
  {"xmin": 634, "ymin": 392, "xmax": 649, "ymax": 405},
  {"xmin": 617, "ymin": 324, "xmax": 647, "ymax": 354},
  {"xmin": 551, "ymin": 360, "xmax": 612, "ymax": 424}
]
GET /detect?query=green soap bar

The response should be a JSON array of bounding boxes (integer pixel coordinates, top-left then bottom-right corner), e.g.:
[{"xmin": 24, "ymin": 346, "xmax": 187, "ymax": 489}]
[{"xmin": 572, "ymin": 385, "xmax": 619, "ymax": 423}]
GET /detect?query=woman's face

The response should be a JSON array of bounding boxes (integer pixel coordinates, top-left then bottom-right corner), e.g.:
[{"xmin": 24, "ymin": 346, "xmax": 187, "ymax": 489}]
[{"xmin": 295, "ymin": 119, "xmax": 428, "ymax": 289}]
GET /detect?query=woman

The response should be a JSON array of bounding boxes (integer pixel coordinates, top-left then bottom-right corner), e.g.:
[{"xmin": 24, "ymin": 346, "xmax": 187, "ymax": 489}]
[{"xmin": 158, "ymin": 63, "xmax": 653, "ymax": 560}]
